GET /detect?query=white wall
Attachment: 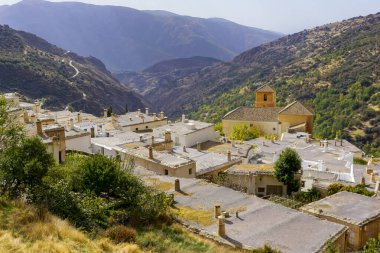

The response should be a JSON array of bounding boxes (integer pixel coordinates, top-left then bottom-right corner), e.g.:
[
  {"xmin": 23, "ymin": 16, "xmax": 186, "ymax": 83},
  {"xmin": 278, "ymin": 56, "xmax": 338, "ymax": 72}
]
[
  {"xmin": 66, "ymin": 135, "xmax": 91, "ymax": 154},
  {"xmin": 183, "ymin": 126, "xmax": 219, "ymax": 147}
]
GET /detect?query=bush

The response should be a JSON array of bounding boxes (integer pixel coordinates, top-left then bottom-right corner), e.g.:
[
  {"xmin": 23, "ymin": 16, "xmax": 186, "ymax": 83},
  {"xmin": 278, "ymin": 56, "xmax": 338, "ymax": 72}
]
[
  {"xmin": 294, "ymin": 188, "xmax": 321, "ymax": 204},
  {"xmin": 327, "ymin": 183, "xmax": 374, "ymax": 197},
  {"xmin": 230, "ymin": 124, "xmax": 260, "ymax": 141},
  {"xmin": 353, "ymin": 157, "xmax": 367, "ymax": 165},
  {"xmin": 105, "ymin": 225, "xmax": 137, "ymax": 244}
]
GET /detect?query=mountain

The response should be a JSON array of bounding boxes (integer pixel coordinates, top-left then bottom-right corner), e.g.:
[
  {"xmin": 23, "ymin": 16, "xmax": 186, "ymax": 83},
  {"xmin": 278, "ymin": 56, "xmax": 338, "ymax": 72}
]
[
  {"xmin": 0, "ymin": 0, "xmax": 282, "ymax": 71},
  {"xmin": 127, "ymin": 13, "xmax": 380, "ymax": 155},
  {"xmin": 0, "ymin": 24, "xmax": 149, "ymax": 114},
  {"xmin": 114, "ymin": 56, "xmax": 222, "ymax": 96}
]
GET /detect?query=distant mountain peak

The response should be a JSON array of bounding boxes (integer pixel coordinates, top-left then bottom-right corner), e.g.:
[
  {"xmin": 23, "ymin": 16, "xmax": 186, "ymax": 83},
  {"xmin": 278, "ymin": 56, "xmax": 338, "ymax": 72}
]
[{"xmin": 0, "ymin": 0, "xmax": 282, "ymax": 71}]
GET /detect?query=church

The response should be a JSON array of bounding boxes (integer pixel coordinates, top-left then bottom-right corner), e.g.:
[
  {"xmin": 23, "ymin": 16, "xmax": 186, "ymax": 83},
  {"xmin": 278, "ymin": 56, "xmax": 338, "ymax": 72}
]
[{"xmin": 222, "ymin": 85, "xmax": 314, "ymax": 138}]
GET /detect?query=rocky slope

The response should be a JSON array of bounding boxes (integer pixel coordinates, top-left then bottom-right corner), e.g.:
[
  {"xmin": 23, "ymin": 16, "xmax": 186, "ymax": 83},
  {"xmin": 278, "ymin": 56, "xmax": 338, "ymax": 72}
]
[
  {"xmin": 0, "ymin": 0, "xmax": 282, "ymax": 71},
  {"xmin": 0, "ymin": 24, "xmax": 149, "ymax": 115},
  {"xmin": 114, "ymin": 56, "xmax": 222, "ymax": 96}
]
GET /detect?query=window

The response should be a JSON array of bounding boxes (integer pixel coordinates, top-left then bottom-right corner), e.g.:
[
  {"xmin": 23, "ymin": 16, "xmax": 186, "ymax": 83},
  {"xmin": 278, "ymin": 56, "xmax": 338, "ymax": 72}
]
[
  {"xmin": 145, "ymin": 126, "xmax": 148, "ymax": 129},
  {"xmin": 164, "ymin": 169, "xmax": 169, "ymax": 175},
  {"xmin": 135, "ymin": 128, "xmax": 138, "ymax": 131},
  {"xmin": 258, "ymin": 187, "xmax": 265, "ymax": 193},
  {"xmin": 189, "ymin": 168, "xmax": 192, "ymax": 175},
  {"xmin": 264, "ymin": 94, "xmax": 268, "ymax": 101},
  {"xmin": 250, "ymin": 124, "xmax": 253, "ymax": 127},
  {"xmin": 273, "ymin": 128, "xmax": 276, "ymax": 131}
]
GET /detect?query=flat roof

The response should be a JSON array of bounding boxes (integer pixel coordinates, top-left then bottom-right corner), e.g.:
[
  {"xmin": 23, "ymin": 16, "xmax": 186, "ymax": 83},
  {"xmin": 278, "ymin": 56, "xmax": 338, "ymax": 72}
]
[
  {"xmin": 154, "ymin": 120, "xmax": 214, "ymax": 136},
  {"xmin": 119, "ymin": 146, "xmax": 194, "ymax": 168},
  {"xmin": 301, "ymin": 191, "xmax": 380, "ymax": 226},
  {"xmin": 139, "ymin": 171, "xmax": 346, "ymax": 253},
  {"xmin": 227, "ymin": 164, "xmax": 274, "ymax": 175},
  {"xmin": 116, "ymin": 111, "xmax": 166, "ymax": 127},
  {"xmin": 173, "ymin": 147, "xmax": 233, "ymax": 174}
]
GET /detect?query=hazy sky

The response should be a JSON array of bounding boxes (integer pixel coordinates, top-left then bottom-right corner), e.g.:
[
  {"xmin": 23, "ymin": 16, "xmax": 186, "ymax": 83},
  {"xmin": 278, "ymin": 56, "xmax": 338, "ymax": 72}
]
[{"xmin": 2, "ymin": 0, "xmax": 380, "ymax": 33}]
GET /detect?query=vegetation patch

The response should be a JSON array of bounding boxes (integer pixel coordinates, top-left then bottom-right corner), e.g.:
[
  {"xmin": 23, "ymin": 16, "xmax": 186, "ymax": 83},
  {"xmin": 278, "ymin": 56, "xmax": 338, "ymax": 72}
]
[{"xmin": 174, "ymin": 206, "xmax": 215, "ymax": 227}]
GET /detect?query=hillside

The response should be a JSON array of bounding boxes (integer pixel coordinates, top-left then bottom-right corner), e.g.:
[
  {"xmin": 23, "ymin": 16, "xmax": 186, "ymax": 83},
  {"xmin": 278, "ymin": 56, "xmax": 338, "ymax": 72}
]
[
  {"xmin": 0, "ymin": 0, "xmax": 282, "ymax": 71},
  {"xmin": 0, "ymin": 24, "xmax": 149, "ymax": 115},
  {"xmin": 114, "ymin": 56, "xmax": 222, "ymax": 96},
  {"xmin": 132, "ymin": 13, "xmax": 380, "ymax": 155}
]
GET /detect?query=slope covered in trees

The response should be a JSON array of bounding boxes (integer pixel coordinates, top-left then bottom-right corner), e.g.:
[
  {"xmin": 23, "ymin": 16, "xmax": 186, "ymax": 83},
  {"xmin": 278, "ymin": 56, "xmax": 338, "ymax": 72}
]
[
  {"xmin": 133, "ymin": 13, "xmax": 380, "ymax": 155},
  {"xmin": 0, "ymin": 24, "xmax": 149, "ymax": 115}
]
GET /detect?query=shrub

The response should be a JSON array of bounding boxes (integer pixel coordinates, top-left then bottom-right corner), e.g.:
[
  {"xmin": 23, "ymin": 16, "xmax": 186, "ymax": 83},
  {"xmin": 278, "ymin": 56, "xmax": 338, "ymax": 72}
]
[
  {"xmin": 327, "ymin": 183, "xmax": 374, "ymax": 197},
  {"xmin": 230, "ymin": 123, "xmax": 260, "ymax": 141},
  {"xmin": 353, "ymin": 157, "xmax": 368, "ymax": 165},
  {"xmin": 105, "ymin": 225, "xmax": 137, "ymax": 244}
]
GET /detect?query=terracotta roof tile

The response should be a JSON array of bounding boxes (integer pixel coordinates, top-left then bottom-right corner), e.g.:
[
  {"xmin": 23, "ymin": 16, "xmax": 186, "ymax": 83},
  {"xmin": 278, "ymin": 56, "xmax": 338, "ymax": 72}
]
[
  {"xmin": 223, "ymin": 107, "xmax": 282, "ymax": 122},
  {"xmin": 256, "ymin": 85, "xmax": 275, "ymax": 93},
  {"xmin": 278, "ymin": 101, "xmax": 313, "ymax": 116}
]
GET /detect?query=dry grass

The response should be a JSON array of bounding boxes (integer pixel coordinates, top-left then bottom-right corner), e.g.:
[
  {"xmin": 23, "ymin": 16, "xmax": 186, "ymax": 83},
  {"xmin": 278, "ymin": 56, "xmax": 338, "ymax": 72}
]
[
  {"xmin": 146, "ymin": 178, "xmax": 174, "ymax": 192},
  {"xmin": 174, "ymin": 206, "xmax": 215, "ymax": 227},
  {"xmin": 0, "ymin": 201, "xmax": 142, "ymax": 253}
]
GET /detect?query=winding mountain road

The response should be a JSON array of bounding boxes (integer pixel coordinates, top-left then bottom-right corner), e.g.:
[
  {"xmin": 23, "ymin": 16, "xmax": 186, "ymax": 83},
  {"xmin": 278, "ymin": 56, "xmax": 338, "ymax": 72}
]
[{"xmin": 69, "ymin": 60, "xmax": 80, "ymax": 78}]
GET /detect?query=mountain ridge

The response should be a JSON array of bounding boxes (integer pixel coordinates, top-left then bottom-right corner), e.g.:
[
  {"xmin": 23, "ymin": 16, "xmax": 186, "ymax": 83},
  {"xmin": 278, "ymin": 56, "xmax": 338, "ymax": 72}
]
[
  {"xmin": 0, "ymin": 24, "xmax": 149, "ymax": 114},
  {"xmin": 0, "ymin": 0, "xmax": 282, "ymax": 71}
]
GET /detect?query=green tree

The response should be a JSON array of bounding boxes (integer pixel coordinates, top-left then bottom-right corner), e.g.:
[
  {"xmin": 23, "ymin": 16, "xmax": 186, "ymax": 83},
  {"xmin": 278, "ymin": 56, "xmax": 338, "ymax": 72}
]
[
  {"xmin": 74, "ymin": 154, "xmax": 123, "ymax": 196},
  {"xmin": 214, "ymin": 122, "xmax": 224, "ymax": 136},
  {"xmin": 274, "ymin": 148, "xmax": 302, "ymax": 194},
  {"xmin": 0, "ymin": 96, "xmax": 24, "ymax": 148},
  {"xmin": 363, "ymin": 234, "xmax": 380, "ymax": 253},
  {"xmin": 230, "ymin": 123, "xmax": 260, "ymax": 141},
  {"xmin": 0, "ymin": 137, "xmax": 55, "ymax": 198},
  {"xmin": 107, "ymin": 106, "xmax": 113, "ymax": 117}
]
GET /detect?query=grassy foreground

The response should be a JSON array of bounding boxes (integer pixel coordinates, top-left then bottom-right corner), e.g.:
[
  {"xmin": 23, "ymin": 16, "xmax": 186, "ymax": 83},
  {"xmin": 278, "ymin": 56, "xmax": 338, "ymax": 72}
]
[{"xmin": 0, "ymin": 199, "xmax": 244, "ymax": 253}]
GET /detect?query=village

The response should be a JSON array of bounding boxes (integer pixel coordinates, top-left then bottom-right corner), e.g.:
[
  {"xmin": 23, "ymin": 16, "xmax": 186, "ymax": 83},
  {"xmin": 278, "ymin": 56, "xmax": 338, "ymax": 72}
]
[{"xmin": 4, "ymin": 85, "xmax": 380, "ymax": 253}]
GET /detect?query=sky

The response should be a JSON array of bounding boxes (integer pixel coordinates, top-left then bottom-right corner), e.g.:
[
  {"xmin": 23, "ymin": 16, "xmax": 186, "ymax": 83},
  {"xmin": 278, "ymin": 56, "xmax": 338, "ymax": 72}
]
[{"xmin": 2, "ymin": 0, "xmax": 380, "ymax": 33}]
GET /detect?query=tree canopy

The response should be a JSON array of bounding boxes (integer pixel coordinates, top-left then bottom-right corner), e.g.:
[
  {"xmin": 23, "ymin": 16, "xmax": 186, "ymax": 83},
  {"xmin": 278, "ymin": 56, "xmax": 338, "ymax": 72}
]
[{"xmin": 274, "ymin": 148, "xmax": 302, "ymax": 194}]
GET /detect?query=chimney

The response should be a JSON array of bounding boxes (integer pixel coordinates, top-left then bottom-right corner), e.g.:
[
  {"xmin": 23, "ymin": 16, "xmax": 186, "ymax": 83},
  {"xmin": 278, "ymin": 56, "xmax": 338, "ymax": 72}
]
[
  {"xmin": 148, "ymin": 146, "xmax": 153, "ymax": 159},
  {"xmin": 375, "ymin": 181, "xmax": 380, "ymax": 193},
  {"xmin": 36, "ymin": 120, "xmax": 43, "ymax": 135},
  {"xmin": 340, "ymin": 139, "xmax": 343, "ymax": 146},
  {"xmin": 227, "ymin": 151, "xmax": 232, "ymax": 162},
  {"xmin": 104, "ymin": 108, "xmax": 108, "ymax": 118},
  {"xmin": 218, "ymin": 215, "xmax": 226, "ymax": 237},
  {"xmin": 183, "ymin": 146, "xmax": 187, "ymax": 152},
  {"xmin": 90, "ymin": 127, "xmax": 95, "ymax": 138},
  {"xmin": 159, "ymin": 111, "xmax": 164, "ymax": 119},
  {"xmin": 145, "ymin": 108, "xmax": 149, "ymax": 115},
  {"xmin": 151, "ymin": 136, "xmax": 155, "ymax": 145},
  {"xmin": 67, "ymin": 118, "xmax": 74, "ymax": 131},
  {"xmin": 23, "ymin": 111, "xmax": 29, "ymax": 123},
  {"xmin": 361, "ymin": 176, "xmax": 366, "ymax": 185},
  {"xmin": 34, "ymin": 101, "xmax": 41, "ymax": 113},
  {"xmin": 175, "ymin": 179, "xmax": 180, "ymax": 192},
  {"xmin": 371, "ymin": 173, "xmax": 376, "ymax": 184},
  {"xmin": 182, "ymin": 114, "xmax": 186, "ymax": 123},
  {"xmin": 101, "ymin": 124, "xmax": 106, "ymax": 136},
  {"xmin": 197, "ymin": 142, "xmax": 201, "ymax": 151},
  {"xmin": 139, "ymin": 135, "xmax": 143, "ymax": 142},
  {"xmin": 214, "ymin": 205, "xmax": 221, "ymax": 218},
  {"xmin": 111, "ymin": 113, "xmax": 117, "ymax": 125},
  {"xmin": 137, "ymin": 109, "xmax": 141, "ymax": 116},
  {"xmin": 30, "ymin": 114, "xmax": 36, "ymax": 123},
  {"xmin": 77, "ymin": 112, "xmax": 82, "ymax": 122},
  {"xmin": 165, "ymin": 131, "xmax": 172, "ymax": 143},
  {"xmin": 153, "ymin": 113, "xmax": 157, "ymax": 120}
]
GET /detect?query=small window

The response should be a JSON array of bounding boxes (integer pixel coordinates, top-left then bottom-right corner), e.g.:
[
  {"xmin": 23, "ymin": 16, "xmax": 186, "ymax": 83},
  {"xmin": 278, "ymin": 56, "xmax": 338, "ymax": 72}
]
[
  {"xmin": 135, "ymin": 128, "xmax": 138, "ymax": 131},
  {"xmin": 250, "ymin": 124, "xmax": 253, "ymax": 127},
  {"xmin": 189, "ymin": 168, "xmax": 192, "ymax": 175},
  {"xmin": 301, "ymin": 181, "xmax": 306, "ymax": 187},
  {"xmin": 146, "ymin": 126, "xmax": 148, "ymax": 129},
  {"xmin": 164, "ymin": 169, "xmax": 169, "ymax": 175},
  {"xmin": 258, "ymin": 187, "xmax": 265, "ymax": 193},
  {"xmin": 264, "ymin": 94, "xmax": 268, "ymax": 101},
  {"xmin": 273, "ymin": 128, "xmax": 276, "ymax": 131}
]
